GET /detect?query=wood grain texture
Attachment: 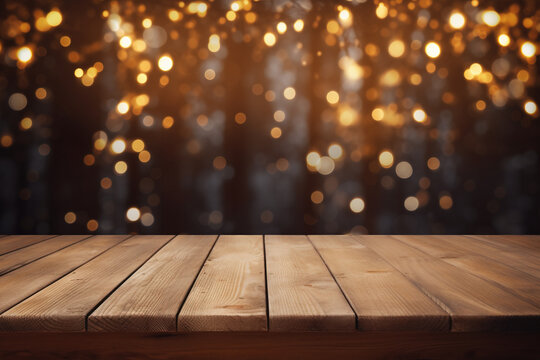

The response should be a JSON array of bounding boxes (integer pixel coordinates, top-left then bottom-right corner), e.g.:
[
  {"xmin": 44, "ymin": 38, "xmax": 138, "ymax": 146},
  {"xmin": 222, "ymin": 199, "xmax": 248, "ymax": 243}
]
[
  {"xmin": 0, "ymin": 235, "xmax": 128, "ymax": 315},
  {"xmin": 265, "ymin": 235, "xmax": 355, "ymax": 331},
  {"xmin": 0, "ymin": 235, "xmax": 172, "ymax": 332},
  {"xmin": 0, "ymin": 235, "xmax": 90, "ymax": 276},
  {"xmin": 393, "ymin": 235, "xmax": 540, "ymax": 307},
  {"xmin": 309, "ymin": 235, "xmax": 449, "ymax": 331},
  {"xmin": 0, "ymin": 331, "xmax": 538, "ymax": 360},
  {"xmin": 0, "ymin": 235, "xmax": 57, "ymax": 255},
  {"xmin": 88, "ymin": 235, "xmax": 217, "ymax": 332},
  {"xmin": 467, "ymin": 235, "xmax": 540, "ymax": 253},
  {"xmin": 427, "ymin": 235, "xmax": 540, "ymax": 278},
  {"xmin": 178, "ymin": 235, "xmax": 267, "ymax": 331},
  {"xmin": 355, "ymin": 235, "xmax": 540, "ymax": 332}
]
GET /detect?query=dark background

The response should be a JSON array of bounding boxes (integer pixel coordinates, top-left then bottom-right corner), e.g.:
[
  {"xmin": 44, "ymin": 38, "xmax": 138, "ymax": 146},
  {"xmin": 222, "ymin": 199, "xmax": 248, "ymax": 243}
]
[{"xmin": 1, "ymin": 0, "xmax": 539, "ymax": 235}]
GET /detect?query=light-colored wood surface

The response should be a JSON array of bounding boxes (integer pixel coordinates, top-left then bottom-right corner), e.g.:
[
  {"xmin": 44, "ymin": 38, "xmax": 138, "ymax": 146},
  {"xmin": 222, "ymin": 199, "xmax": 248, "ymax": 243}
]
[
  {"xmin": 467, "ymin": 235, "xmax": 540, "ymax": 252},
  {"xmin": 355, "ymin": 235, "xmax": 540, "ymax": 331},
  {"xmin": 0, "ymin": 235, "xmax": 128, "ymax": 315},
  {"xmin": 265, "ymin": 235, "xmax": 355, "ymax": 331},
  {"xmin": 0, "ymin": 235, "xmax": 57, "ymax": 255},
  {"xmin": 0, "ymin": 235, "xmax": 172, "ymax": 332},
  {"xmin": 89, "ymin": 235, "xmax": 217, "ymax": 332},
  {"xmin": 309, "ymin": 235, "xmax": 449, "ymax": 331},
  {"xmin": 0, "ymin": 235, "xmax": 538, "ymax": 333},
  {"xmin": 393, "ymin": 235, "xmax": 540, "ymax": 307},
  {"xmin": 0, "ymin": 235, "xmax": 90, "ymax": 276},
  {"xmin": 178, "ymin": 235, "xmax": 267, "ymax": 331}
]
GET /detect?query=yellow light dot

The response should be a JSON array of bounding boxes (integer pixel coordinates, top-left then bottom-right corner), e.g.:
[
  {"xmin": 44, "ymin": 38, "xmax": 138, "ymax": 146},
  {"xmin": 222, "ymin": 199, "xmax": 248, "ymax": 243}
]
[
  {"xmin": 482, "ymin": 10, "xmax": 500, "ymax": 27},
  {"xmin": 111, "ymin": 138, "xmax": 126, "ymax": 154},
  {"xmin": 328, "ymin": 144, "xmax": 343, "ymax": 159},
  {"xmin": 64, "ymin": 212, "xmax": 76, "ymax": 224},
  {"xmin": 139, "ymin": 150, "xmax": 151, "ymax": 163},
  {"xmin": 131, "ymin": 139, "xmax": 145, "ymax": 152},
  {"xmin": 17, "ymin": 46, "xmax": 33, "ymax": 63},
  {"xmin": 413, "ymin": 108, "xmax": 427, "ymax": 123},
  {"xmin": 114, "ymin": 161, "xmax": 128, "ymax": 174},
  {"xmin": 425, "ymin": 42, "xmax": 441, "ymax": 58},
  {"xmin": 521, "ymin": 42, "xmax": 536, "ymax": 58},
  {"xmin": 311, "ymin": 190, "xmax": 324, "ymax": 204},
  {"xmin": 60, "ymin": 36, "xmax": 71, "ymax": 47},
  {"xmin": 349, "ymin": 197, "xmax": 365, "ymax": 213},
  {"xmin": 226, "ymin": 10, "xmax": 237, "ymax": 21},
  {"xmin": 372, "ymin": 107, "xmax": 384, "ymax": 121},
  {"xmin": 439, "ymin": 194, "xmax": 453, "ymax": 210},
  {"xmin": 119, "ymin": 36, "xmax": 132, "ymax": 48},
  {"xmin": 133, "ymin": 39, "xmax": 147, "ymax": 52},
  {"xmin": 264, "ymin": 32, "xmax": 277, "ymax": 47},
  {"xmin": 168, "ymin": 9, "xmax": 181, "ymax": 22},
  {"xmin": 87, "ymin": 219, "xmax": 99, "ymax": 231},
  {"xmin": 524, "ymin": 100, "xmax": 537, "ymax": 115},
  {"xmin": 427, "ymin": 157, "xmax": 440, "ymax": 171},
  {"xmin": 135, "ymin": 94, "xmax": 150, "ymax": 107},
  {"xmin": 306, "ymin": 151, "xmax": 321, "ymax": 168},
  {"xmin": 379, "ymin": 150, "xmax": 394, "ymax": 168},
  {"xmin": 20, "ymin": 117, "xmax": 33, "ymax": 130},
  {"xmin": 137, "ymin": 73, "xmax": 147, "ymax": 84},
  {"xmin": 339, "ymin": 106, "xmax": 358, "ymax": 126},
  {"xmin": 158, "ymin": 55, "xmax": 173, "ymax": 71},
  {"xmin": 283, "ymin": 86, "xmax": 296, "ymax": 100},
  {"xmin": 497, "ymin": 34, "xmax": 510, "ymax": 47},
  {"xmin": 126, "ymin": 207, "xmax": 141, "ymax": 222},
  {"xmin": 388, "ymin": 40, "xmax": 405, "ymax": 58},
  {"xmin": 274, "ymin": 110, "xmax": 285, "ymax": 122},
  {"xmin": 375, "ymin": 3, "xmax": 388, "ymax": 19},
  {"xmin": 404, "ymin": 196, "xmax": 419, "ymax": 211},
  {"xmin": 449, "ymin": 12, "xmax": 466, "ymax": 29},
  {"xmin": 396, "ymin": 161, "xmax": 413, "ymax": 179},
  {"xmin": 270, "ymin": 127, "xmax": 282, "ymax": 139},
  {"xmin": 142, "ymin": 18, "xmax": 152, "ymax": 28},
  {"xmin": 208, "ymin": 34, "xmax": 220, "ymax": 52},
  {"xmin": 74, "ymin": 68, "xmax": 84, "ymax": 78},
  {"xmin": 338, "ymin": 9, "xmax": 352, "ymax": 27},
  {"xmin": 326, "ymin": 20, "xmax": 340, "ymax": 34},
  {"xmin": 162, "ymin": 116, "xmax": 174, "ymax": 129},
  {"xmin": 293, "ymin": 19, "xmax": 304, "ymax": 32},
  {"xmin": 46, "ymin": 10, "xmax": 63, "ymax": 27},
  {"xmin": 469, "ymin": 62, "xmax": 483, "ymax": 76},
  {"xmin": 476, "ymin": 100, "xmax": 486, "ymax": 111},
  {"xmin": 326, "ymin": 90, "xmax": 339, "ymax": 105},
  {"xmin": 204, "ymin": 69, "xmax": 216, "ymax": 80},
  {"xmin": 139, "ymin": 60, "xmax": 152, "ymax": 72},
  {"xmin": 276, "ymin": 22, "xmax": 287, "ymax": 34},
  {"xmin": 116, "ymin": 101, "xmax": 130, "ymax": 114}
]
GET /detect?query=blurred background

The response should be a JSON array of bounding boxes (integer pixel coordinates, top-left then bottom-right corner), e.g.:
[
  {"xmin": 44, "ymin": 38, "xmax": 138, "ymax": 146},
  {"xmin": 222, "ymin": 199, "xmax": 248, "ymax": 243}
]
[{"xmin": 0, "ymin": 0, "xmax": 539, "ymax": 235}]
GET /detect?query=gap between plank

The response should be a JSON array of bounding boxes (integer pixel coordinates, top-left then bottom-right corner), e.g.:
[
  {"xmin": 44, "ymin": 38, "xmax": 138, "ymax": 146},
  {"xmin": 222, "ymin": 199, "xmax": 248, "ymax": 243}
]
[
  {"xmin": 84, "ymin": 235, "xmax": 177, "ymax": 331},
  {"xmin": 0, "ymin": 235, "xmax": 59, "ymax": 257},
  {"xmin": 306, "ymin": 235, "xmax": 358, "ymax": 330},
  {"xmin": 0, "ymin": 235, "xmax": 93, "ymax": 277},
  {"xmin": 262, "ymin": 234, "xmax": 270, "ymax": 331},
  {"xmin": 174, "ymin": 234, "xmax": 221, "ymax": 332},
  {"xmin": 0, "ymin": 235, "xmax": 134, "ymax": 317}
]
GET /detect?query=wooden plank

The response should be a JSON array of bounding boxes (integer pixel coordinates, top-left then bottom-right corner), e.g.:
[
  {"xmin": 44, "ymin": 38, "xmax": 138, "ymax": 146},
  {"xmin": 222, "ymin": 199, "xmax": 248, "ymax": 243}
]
[
  {"xmin": 89, "ymin": 235, "xmax": 217, "ymax": 332},
  {"xmin": 0, "ymin": 332, "xmax": 538, "ymax": 360},
  {"xmin": 0, "ymin": 235, "xmax": 57, "ymax": 255},
  {"xmin": 417, "ymin": 235, "xmax": 540, "ymax": 279},
  {"xmin": 0, "ymin": 235, "xmax": 173, "ymax": 332},
  {"xmin": 309, "ymin": 235, "xmax": 449, "ymax": 331},
  {"xmin": 467, "ymin": 235, "xmax": 540, "ymax": 253},
  {"xmin": 265, "ymin": 235, "xmax": 355, "ymax": 331},
  {"xmin": 177, "ymin": 235, "xmax": 267, "ymax": 331},
  {"xmin": 355, "ymin": 235, "xmax": 540, "ymax": 332},
  {"xmin": 0, "ymin": 235, "xmax": 128, "ymax": 315},
  {"xmin": 0, "ymin": 235, "xmax": 90, "ymax": 276},
  {"xmin": 393, "ymin": 235, "xmax": 540, "ymax": 307}
]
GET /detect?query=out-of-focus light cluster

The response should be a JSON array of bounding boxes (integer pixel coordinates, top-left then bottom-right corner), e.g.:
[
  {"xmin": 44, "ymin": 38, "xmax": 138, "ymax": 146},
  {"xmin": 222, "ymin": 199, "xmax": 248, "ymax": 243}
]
[{"xmin": 1, "ymin": 0, "xmax": 538, "ymax": 234}]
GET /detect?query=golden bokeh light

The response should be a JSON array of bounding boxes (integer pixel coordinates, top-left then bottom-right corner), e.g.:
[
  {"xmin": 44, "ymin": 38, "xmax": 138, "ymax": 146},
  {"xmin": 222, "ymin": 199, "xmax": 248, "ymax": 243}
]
[
  {"xmin": 349, "ymin": 197, "xmax": 365, "ymax": 213},
  {"xmin": 481, "ymin": 10, "xmax": 500, "ymax": 27},
  {"xmin": 388, "ymin": 40, "xmax": 405, "ymax": 58},
  {"xmin": 126, "ymin": 207, "xmax": 141, "ymax": 221},
  {"xmin": 425, "ymin": 42, "xmax": 441, "ymax": 58},
  {"xmin": 378, "ymin": 150, "xmax": 394, "ymax": 168},
  {"xmin": 17, "ymin": 46, "xmax": 33, "ymax": 63},
  {"xmin": 158, "ymin": 54, "xmax": 173, "ymax": 71},
  {"xmin": 449, "ymin": 12, "xmax": 466, "ymax": 30}
]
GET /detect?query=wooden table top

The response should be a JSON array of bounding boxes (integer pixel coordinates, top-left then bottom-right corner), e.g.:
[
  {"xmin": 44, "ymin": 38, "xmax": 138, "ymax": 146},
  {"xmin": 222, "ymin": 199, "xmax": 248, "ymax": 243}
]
[{"xmin": 0, "ymin": 234, "xmax": 538, "ymax": 333}]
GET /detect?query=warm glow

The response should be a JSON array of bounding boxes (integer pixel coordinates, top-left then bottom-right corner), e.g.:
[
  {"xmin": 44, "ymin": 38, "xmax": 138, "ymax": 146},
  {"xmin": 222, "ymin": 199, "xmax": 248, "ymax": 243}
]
[
  {"xmin": 412, "ymin": 108, "xmax": 427, "ymax": 123},
  {"xmin": 17, "ymin": 46, "xmax": 33, "ymax": 63},
  {"xmin": 524, "ymin": 100, "xmax": 537, "ymax": 115},
  {"xmin": 116, "ymin": 101, "xmax": 129, "ymax": 114},
  {"xmin": 482, "ymin": 10, "xmax": 500, "ymax": 27},
  {"xmin": 497, "ymin": 34, "xmax": 510, "ymax": 47},
  {"xmin": 111, "ymin": 138, "xmax": 126, "ymax": 154},
  {"xmin": 293, "ymin": 19, "xmax": 304, "ymax": 32},
  {"xmin": 276, "ymin": 22, "xmax": 287, "ymax": 34},
  {"xmin": 449, "ymin": 12, "xmax": 466, "ymax": 29},
  {"xmin": 521, "ymin": 42, "xmax": 536, "ymax": 58},
  {"xmin": 208, "ymin": 34, "xmax": 220, "ymax": 52},
  {"xmin": 283, "ymin": 87, "xmax": 296, "ymax": 100},
  {"xmin": 46, "ymin": 10, "xmax": 63, "ymax": 27},
  {"xmin": 388, "ymin": 40, "xmax": 405, "ymax": 58},
  {"xmin": 126, "ymin": 207, "xmax": 141, "ymax": 221},
  {"xmin": 264, "ymin": 32, "xmax": 277, "ymax": 47},
  {"xmin": 119, "ymin": 36, "xmax": 132, "ymax": 48},
  {"xmin": 349, "ymin": 197, "xmax": 365, "ymax": 213},
  {"xmin": 326, "ymin": 90, "xmax": 339, "ymax": 105},
  {"xmin": 378, "ymin": 150, "xmax": 394, "ymax": 168},
  {"xmin": 158, "ymin": 55, "xmax": 173, "ymax": 71},
  {"xmin": 425, "ymin": 42, "xmax": 441, "ymax": 58}
]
